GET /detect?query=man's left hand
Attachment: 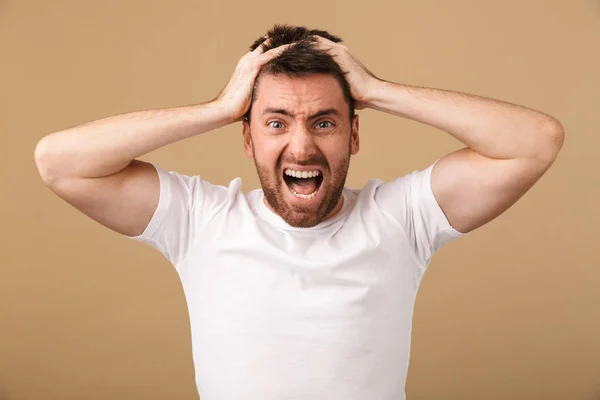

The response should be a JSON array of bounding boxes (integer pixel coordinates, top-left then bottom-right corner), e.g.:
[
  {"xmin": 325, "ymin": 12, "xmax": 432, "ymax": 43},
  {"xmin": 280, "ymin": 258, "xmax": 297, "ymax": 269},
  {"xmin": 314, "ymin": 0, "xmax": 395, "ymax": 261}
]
[{"xmin": 311, "ymin": 35, "xmax": 381, "ymax": 110}]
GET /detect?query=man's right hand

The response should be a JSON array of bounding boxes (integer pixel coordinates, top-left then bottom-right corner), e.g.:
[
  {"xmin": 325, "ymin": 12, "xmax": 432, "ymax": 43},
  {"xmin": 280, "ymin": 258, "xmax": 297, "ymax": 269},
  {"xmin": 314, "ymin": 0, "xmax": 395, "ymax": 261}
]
[
  {"xmin": 34, "ymin": 37, "xmax": 293, "ymax": 238},
  {"xmin": 214, "ymin": 38, "xmax": 293, "ymax": 123}
]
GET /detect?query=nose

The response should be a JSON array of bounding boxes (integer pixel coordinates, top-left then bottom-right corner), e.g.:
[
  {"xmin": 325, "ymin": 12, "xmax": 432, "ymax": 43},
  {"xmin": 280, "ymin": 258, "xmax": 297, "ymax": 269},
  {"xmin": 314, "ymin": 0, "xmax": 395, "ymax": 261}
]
[{"xmin": 287, "ymin": 126, "xmax": 317, "ymax": 161}]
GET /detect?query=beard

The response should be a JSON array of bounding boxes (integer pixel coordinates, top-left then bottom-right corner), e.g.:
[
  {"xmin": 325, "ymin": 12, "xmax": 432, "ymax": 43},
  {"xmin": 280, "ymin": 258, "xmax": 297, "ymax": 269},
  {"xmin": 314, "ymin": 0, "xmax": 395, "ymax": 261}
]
[{"xmin": 254, "ymin": 150, "xmax": 351, "ymax": 228}]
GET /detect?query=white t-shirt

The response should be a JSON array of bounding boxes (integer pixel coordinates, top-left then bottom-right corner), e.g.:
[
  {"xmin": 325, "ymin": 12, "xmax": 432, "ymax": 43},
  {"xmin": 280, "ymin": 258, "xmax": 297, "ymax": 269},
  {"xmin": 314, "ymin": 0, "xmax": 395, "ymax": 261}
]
[{"xmin": 127, "ymin": 161, "xmax": 465, "ymax": 400}]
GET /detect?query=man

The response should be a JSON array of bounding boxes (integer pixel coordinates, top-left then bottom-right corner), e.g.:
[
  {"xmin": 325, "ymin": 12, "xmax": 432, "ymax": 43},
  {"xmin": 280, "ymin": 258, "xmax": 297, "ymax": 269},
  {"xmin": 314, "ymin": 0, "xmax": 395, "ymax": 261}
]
[{"xmin": 34, "ymin": 24, "xmax": 564, "ymax": 400}]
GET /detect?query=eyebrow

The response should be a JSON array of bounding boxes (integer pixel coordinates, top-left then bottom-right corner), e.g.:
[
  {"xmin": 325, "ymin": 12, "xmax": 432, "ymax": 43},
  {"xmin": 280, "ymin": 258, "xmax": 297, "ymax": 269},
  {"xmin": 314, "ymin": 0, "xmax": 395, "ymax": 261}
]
[{"xmin": 262, "ymin": 107, "xmax": 342, "ymax": 119}]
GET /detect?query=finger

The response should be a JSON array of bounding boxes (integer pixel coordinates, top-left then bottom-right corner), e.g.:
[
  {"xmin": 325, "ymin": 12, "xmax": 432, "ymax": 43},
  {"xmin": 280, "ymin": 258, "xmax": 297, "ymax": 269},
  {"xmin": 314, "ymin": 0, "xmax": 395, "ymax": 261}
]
[
  {"xmin": 309, "ymin": 35, "xmax": 335, "ymax": 53},
  {"xmin": 311, "ymin": 35, "xmax": 336, "ymax": 46},
  {"xmin": 252, "ymin": 36, "xmax": 271, "ymax": 54},
  {"xmin": 260, "ymin": 37, "xmax": 273, "ymax": 51},
  {"xmin": 259, "ymin": 43, "xmax": 293, "ymax": 61}
]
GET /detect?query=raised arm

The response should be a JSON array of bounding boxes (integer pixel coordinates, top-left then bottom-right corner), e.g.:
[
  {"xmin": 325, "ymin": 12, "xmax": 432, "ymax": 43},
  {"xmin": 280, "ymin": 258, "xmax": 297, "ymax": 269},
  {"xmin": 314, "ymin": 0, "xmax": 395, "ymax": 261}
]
[
  {"xmin": 365, "ymin": 82, "xmax": 564, "ymax": 233},
  {"xmin": 312, "ymin": 35, "xmax": 565, "ymax": 234},
  {"xmin": 34, "ymin": 38, "xmax": 291, "ymax": 237}
]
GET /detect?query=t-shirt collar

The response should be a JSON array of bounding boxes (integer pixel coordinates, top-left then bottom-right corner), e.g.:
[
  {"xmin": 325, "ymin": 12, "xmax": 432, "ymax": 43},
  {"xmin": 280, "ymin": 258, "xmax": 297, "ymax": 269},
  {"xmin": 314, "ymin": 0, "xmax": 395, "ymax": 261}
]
[{"xmin": 256, "ymin": 189, "xmax": 351, "ymax": 231}]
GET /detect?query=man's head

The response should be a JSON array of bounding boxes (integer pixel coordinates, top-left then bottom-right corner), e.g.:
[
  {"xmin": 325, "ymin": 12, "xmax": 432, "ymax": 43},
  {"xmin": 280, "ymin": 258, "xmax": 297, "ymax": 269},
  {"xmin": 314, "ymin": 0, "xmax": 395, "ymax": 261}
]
[{"xmin": 242, "ymin": 24, "xmax": 360, "ymax": 228}]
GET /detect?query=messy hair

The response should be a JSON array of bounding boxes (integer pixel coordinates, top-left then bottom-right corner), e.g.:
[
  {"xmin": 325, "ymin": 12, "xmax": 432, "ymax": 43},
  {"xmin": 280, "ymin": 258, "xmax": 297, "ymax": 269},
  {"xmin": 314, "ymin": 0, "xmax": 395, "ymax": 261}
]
[{"xmin": 245, "ymin": 24, "xmax": 355, "ymax": 123}]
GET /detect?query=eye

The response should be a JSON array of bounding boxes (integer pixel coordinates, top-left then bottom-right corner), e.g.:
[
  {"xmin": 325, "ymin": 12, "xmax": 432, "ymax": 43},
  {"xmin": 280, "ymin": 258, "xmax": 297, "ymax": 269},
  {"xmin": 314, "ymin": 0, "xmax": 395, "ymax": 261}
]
[
  {"xmin": 268, "ymin": 121, "xmax": 284, "ymax": 129},
  {"xmin": 316, "ymin": 121, "xmax": 334, "ymax": 129}
]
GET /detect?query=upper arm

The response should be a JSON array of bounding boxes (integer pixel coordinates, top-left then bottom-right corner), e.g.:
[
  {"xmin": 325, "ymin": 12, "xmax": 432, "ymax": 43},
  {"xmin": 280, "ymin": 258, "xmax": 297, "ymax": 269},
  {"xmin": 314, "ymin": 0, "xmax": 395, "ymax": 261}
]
[
  {"xmin": 40, "ymin": 159, "xmax": 159, "ymax": 237},
  {"xmin": 431, "ymin": 147, "xmax": 557, "ymax": 234},
  {"xmin": 39, "ymin": 157, "xmax": 234, "ymax": 266}
]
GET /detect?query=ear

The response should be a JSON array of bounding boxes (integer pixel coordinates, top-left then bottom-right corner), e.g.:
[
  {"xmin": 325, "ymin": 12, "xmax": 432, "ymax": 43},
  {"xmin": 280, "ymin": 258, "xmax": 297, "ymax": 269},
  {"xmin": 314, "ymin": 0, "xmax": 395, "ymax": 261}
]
[
  {"xmin": 242, "ymin": 118, "xmax": 254, "ymax": 158},
  {"xmin": 350, "ymin": 113, "xmax": 360, "ymax": 155}
]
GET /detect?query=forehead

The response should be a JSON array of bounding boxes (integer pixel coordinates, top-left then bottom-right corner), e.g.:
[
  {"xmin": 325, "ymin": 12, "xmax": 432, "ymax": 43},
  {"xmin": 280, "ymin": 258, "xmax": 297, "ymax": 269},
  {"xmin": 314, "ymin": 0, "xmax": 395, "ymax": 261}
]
[{"xmin": 254, "ymin": 73, "xmax": 346, "ymax": 117}]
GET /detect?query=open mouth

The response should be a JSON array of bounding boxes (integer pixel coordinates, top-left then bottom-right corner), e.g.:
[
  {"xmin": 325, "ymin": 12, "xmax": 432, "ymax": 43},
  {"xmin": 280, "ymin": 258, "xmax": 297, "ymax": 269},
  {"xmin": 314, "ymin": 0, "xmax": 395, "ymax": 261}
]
[{"xmin": 282, "ymin": 168, "xmax": 324, "ymax": 200}]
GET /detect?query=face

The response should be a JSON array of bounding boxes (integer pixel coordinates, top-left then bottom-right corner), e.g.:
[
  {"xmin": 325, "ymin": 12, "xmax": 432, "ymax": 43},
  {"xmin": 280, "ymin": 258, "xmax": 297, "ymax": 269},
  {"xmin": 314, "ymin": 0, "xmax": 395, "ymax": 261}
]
[{"xmin": 242, "ymin": 73, "xmax": 359, "ymax": 228}]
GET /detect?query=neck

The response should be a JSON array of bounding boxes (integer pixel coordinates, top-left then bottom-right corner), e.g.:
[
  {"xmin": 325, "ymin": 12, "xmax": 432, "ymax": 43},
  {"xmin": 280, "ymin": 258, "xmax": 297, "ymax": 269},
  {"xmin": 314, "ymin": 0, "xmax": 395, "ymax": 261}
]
[{"xmin": 324, "ymin": 195, "xmax": 345, "ymax": 220}]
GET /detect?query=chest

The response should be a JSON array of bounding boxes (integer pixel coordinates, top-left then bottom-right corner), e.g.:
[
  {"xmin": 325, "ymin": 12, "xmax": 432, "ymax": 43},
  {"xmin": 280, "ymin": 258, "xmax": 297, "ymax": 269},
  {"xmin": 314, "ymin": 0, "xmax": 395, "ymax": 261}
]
[
  {"xmin": 178, "ymin": 219, "xmax": 421, "ymax": 399},
  {"xmin": 180, "ymin": 216, "xmax": 421, "ymax": 334}
]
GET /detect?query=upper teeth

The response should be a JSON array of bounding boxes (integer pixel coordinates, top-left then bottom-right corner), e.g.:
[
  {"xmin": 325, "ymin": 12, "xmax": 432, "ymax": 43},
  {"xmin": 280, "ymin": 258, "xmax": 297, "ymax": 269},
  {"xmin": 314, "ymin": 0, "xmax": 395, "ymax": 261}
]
[{"xmin": 284, "ymin": 169, "xmax": 321, "ymax": 179}]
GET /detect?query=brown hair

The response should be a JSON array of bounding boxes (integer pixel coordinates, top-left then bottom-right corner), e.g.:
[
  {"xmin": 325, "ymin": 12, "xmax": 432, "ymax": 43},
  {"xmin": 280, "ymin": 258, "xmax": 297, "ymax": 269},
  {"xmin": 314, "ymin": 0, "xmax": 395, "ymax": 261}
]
[{"xmin": 245, "ymin": 24, "xmax": 355, "ymax": 123}]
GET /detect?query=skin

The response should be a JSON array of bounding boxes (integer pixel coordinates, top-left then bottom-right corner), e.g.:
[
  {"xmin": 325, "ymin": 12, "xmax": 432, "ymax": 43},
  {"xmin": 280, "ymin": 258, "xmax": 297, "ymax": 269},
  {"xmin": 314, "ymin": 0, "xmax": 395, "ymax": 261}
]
[
  {"xmin": 242, "ymin": 73, "xmax": 359, "ymax": 228},
  {"xmin": 34, "ymin": 33, "xmax": 564, "ymax": 243},
  {"xmin": 308, "ymin": 35, "xmax": 564, "ymax": 234},
  {"xmin": 242, "ymin": 34, "xmax": 564, "ymax": 233}
]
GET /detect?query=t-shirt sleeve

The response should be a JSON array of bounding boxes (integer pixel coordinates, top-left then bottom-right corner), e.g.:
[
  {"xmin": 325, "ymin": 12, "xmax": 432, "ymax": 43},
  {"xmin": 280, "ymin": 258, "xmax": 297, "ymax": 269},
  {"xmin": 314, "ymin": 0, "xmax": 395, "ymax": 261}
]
[
  {"xmin": 125, "ymin": 163, "xmax": 229, "ymax": 266},
  {"xmin": 374, "ymin": 160, "xmax": 466, "ymax": 267}
]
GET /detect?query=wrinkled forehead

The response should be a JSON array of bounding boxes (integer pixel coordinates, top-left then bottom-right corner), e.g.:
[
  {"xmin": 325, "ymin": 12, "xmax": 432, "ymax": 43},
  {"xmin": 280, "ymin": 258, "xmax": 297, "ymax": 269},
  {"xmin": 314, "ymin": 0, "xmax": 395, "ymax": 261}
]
[{"xmin": 253, "ymin": 73, "xmax": 347, "ymax": 118}]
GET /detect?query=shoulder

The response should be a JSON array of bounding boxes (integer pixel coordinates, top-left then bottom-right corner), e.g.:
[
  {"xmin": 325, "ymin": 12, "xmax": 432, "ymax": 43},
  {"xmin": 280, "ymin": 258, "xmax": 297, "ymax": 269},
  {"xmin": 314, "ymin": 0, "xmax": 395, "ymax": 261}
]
[{"xmin": 157, "ymin": 167, "xmax": 246, "ymax": 224}]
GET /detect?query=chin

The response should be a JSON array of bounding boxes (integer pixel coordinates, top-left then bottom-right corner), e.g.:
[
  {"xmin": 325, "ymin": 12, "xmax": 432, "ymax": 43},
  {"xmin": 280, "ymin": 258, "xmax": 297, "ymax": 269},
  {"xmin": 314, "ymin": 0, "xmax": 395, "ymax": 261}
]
[
  {"xmin": 282, "ymin": 210, "xmax": 325, "ymax": 228},
  {"xmin": 256, "ymin": 160, "xmax": 347, "ymax": 228}
]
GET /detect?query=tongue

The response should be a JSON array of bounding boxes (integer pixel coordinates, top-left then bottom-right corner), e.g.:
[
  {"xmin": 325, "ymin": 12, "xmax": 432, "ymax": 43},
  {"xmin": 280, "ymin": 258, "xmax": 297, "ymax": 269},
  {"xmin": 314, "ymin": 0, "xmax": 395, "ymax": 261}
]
[{"xmin": 290, "ymin": 177, "xmax": 318, "ymax": 195}]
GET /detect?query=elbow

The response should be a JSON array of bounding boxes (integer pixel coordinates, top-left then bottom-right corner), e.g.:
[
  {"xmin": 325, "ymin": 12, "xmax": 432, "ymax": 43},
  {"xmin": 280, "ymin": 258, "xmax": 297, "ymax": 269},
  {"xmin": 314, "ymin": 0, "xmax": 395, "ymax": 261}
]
[
  {"xmin": 34, "ymin": 138, "xmax": 49, "ymax": 164},
  {"xmin": 533, "ymin": 117, "xmax": 565, "ymax": 165},
  {"xmin": 547, "ymin": 117, "xmax": 565, "ymax": 151},
  {"xmin": 34, "ymin": 138, "xmax": 60, "ymax": 184}
]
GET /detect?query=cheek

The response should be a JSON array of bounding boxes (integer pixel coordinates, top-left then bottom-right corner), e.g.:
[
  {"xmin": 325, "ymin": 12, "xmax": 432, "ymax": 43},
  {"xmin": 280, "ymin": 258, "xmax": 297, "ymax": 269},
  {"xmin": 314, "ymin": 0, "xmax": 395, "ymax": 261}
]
[
  {"xmin": 322, "ymin": 142, "xmax": 350, "ymax": 166},
  {"xmin": 253, "ymin": 140, "xmax": 283, "ymax": 168}
]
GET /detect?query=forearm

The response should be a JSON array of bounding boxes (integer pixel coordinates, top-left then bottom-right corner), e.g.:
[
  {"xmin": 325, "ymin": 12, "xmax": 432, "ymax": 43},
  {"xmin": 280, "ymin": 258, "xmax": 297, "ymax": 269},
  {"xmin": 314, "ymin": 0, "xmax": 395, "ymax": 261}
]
[
  {"xmin": 366, "ymin": 80, "xmax": 564, "ymax": 161},
  {"xmin": 35, "ymin": 100, "xmax": 232, "ymax": 181}
]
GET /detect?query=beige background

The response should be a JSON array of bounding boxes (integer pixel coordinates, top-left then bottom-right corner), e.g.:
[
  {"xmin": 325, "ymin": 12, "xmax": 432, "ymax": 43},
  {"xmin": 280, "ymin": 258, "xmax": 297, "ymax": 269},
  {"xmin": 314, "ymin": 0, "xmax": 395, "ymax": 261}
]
[{"xmin": 1, "ymin": 0, "xmax": 599, "ymax": 399}]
